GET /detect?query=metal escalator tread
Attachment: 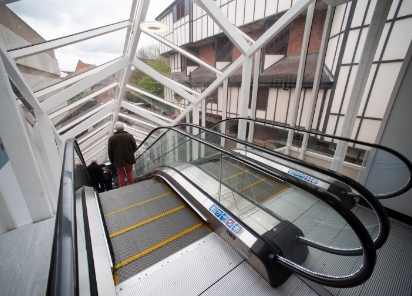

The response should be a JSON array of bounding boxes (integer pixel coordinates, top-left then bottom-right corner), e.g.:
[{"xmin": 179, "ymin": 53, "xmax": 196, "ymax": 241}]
[
  {"xmin": 99, "ymin": 181, "xmax": 169, "ymax": 214},
  {"xmin": 104, "ymin": 180, "xmax": 211, "ymax": 284}
]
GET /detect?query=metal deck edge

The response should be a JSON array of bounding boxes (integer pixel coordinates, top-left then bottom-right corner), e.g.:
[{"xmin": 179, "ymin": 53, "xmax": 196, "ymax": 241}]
[{"xmin": 116, "ymin": 232, "xmax": 217, "ymax": 293}]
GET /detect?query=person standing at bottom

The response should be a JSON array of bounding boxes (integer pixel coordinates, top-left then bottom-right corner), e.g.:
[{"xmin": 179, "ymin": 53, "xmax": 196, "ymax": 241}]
[
  {"xmin": 108, "ymin": 122, "xmax": 138, "ymax": 187},
  {"xmin": 87, "ymin": 158, "xmax": 105, "ymax": 192}
]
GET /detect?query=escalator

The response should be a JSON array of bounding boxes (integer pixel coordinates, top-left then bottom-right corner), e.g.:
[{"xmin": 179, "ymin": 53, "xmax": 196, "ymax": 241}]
[{"xmin": 46, "ymin": 119, "xmax": 412, "ymax": 295}]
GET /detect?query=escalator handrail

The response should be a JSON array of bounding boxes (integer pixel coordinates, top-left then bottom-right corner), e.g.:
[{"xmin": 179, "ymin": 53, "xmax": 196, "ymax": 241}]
[
  {"xmin": 46, "ymin": 139, "xmax": 96, "ymax": 296},
  {"xmin": 208, "ymin": 117, "xmax": 412, "ymax": 200},
  {"xmin": 134, "ymin": 127, "xmax": 376, "ymax": 287},
  {"xmin": 172, "ymin": 123, "xmax": 390, "ymax": 254}
]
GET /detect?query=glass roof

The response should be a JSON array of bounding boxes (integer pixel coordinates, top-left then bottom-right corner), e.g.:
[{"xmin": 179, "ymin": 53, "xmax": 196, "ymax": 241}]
[{"xmin": 2, "ymin": 0, "xmax": 410, "ymax": 165}]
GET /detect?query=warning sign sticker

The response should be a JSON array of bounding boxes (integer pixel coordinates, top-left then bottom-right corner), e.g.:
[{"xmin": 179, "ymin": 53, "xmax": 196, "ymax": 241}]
[{"xmin": 209, "ymin": 204, "xmax": 243, "ymax": 235}]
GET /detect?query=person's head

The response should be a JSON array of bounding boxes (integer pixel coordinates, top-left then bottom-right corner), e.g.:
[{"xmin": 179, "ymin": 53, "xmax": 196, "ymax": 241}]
[
  {"xmin": 74, "ymin": 161, "xmax": 81, "ymax": 168},
  {"xmin": 91, "ymin": 158, "xmax": 98, "ymax": 164},
  {"xmin": 114, "ymin": 122, "xmax": 124, "ymax": 131}
]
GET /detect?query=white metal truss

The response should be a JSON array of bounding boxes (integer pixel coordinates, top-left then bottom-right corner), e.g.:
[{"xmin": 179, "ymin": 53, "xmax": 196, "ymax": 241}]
[
  {"xmin": 8, "ymin": 21, "xmax": 132, "ymax": 59},
  {"xmin": 82, "ymin": 136, "xmax": 109, "ymax": 155},
  {"xmin": 35, "ymin": 59, "xmax": 121, "ymax": 98},
  {"xmin": 57, "ymin": 100, "xmax": 116, "ymax": 133},
  {"xmin": 121, "ymin": 100, "xmax": 171, "ymax": 126},
  {"xmin": 118, "ymin": 113, "xmax": 157, "ymax": 128},
  {"xmin": 84, "ymin": 144, "xmax": 108, "ymax": 163},
  {"xmin": 61, "ymin": 104, "xmax": 116, "ymax": 141},
  {"xmin": 126, "ymin": 84, "xmax": 185, "ymax": 111},
  {"xmin": 79, "ymin": 125, "xmax": 112, "ymax": 151},
  {"xmin": 123, "ymin": 124, "xmax": 149, "ymax": 139},
  {"xmin": 49, "ymin": 82, "xmax": 118, "ymax": 119},
  {"xmin": 144, "ymin": 31, "xmax": 222, "ymax": 75},
  {"xmin": 77, "ymin": 121, "xmax": 112, "ymax": 145},
  {"xmin": 41, "ymin": 57, "xmax": 128, "ymax": 112}
]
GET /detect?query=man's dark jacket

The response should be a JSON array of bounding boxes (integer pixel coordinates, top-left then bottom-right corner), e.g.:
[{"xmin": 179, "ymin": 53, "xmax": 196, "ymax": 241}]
[
  {"xmin": 87, "ymin": 163, "xmax": 103, "ymax": 182},
  {"xmin": 108, "ymin": 131, "xmax": 138, "ymax": 168}
]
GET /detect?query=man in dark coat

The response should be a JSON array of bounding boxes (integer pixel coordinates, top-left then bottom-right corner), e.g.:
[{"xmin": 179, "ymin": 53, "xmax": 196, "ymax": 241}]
[
  {"xmin": 108, "ymin": 122, "xmax": 138, "ymax": 187},
  {"xmin": 87, "ymin": 158, "xmax": 105, "ymax": 192}
]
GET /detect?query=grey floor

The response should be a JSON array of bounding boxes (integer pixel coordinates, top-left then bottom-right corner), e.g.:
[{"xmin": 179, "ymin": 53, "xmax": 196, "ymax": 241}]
[{"xmin": 0, "ymin": 217, "xmax": 55, "ymax": 296}]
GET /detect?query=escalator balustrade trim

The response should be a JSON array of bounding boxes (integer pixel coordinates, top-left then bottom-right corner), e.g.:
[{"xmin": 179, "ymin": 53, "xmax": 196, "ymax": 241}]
[
  {"xmin": 109, "ymin": 204, "xmax": 186, "ymax": 238},
  {"xmin": 104, "ymin": 191, "xmax": 172, "ymax": 217},
  {"xmin": 114, "ymin": 222, "xmax": 205, "ymax": 270}
]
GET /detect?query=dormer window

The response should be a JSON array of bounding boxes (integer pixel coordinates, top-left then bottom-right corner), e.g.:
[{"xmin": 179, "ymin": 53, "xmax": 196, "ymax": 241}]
[{"xmin": 173, "ymin": 0, "xmax": 189, "ymax": 22}]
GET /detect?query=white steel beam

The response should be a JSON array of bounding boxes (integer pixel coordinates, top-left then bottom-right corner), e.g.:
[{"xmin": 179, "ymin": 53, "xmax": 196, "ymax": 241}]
[
  {"xmin": 172, "ymin": 55, "xmax": 244, "ymax": 125},
  {"xmin": 0, "ymin": 43, "xmax": 62, "ymax": 194},
  {"xmin": 237, "ymin": 56, "xmax": 253, "ymax": 142},
  {"xmin": 118, "ymin": 113, "xmax": 157, "ymax": 128},
  {"xmin": 220, "ymin": 79, "xmax": 228, "ymax": 147},
  {"xmin": 247, "ymin": 0, "xmax": 315, "ymax": 57},
  {"xmin": 195, "ymin": 0, "xmax": 249, "ymax": 55},
  {"xmin": 57, "ymin": 100, "xmax": 116, "ymax": 133},
  {"xmin": 121, "ymin": 100, "xmax": 171, "ymax": 126},
  {"xmin": 80, "ymin": 125, "xmax": 112, "ymax": 150},
  {"xmin": 35, "ymin": 59, "xmax": 120, "ymax": 98},
  {"xmin": 82, "ymin": 136, "xmax": 109, "ymax": 155},
  {"xmin": 84, "ymin": 144, "xmax": 107, "ymax": 162},
  {"xmin": 112, "ymin": 0, "xmax": 151, "ymax": 134},
  {"xmin": 122, "ymin": 0, "xmax": 140, "ymax": 56},
  {"xmin": 0, "ymin": 55, "xmax": 53, "ymax": 221},
  {"xmin": 50, "ymin": 82, "xmax": 118, "ymax": 119},
  {"xmin": 168, "ymin": 77, "xmax": 201, "ymax": 96},
  {"xmin": 42, "ymin": 57, "xmax": 128, "ymax": 112},
  {"xmin": 285, "ymin": 2, "xmax": 315, "ymax": 155},
  {"xmin": 8, "ymin": 21, "xmax": 132, "ymax": 59},
  {"xmin": 331, "ymin": 0, "xmax": 392, "ymax": 172},
  {"xmin": 247, "ymin": 50, "xmax": 262, "ymax": 143},
  {"xmin": 144, "ymin": 31, "xmax": 222, "ymax": 75},
  {"xmin": 61, "ymin": 103, "xmax": 117, "ymax": 141},
  {"xmin": 133, "ymin": 58, "xmax": 197, "ymax": 103},
  {"xmin": 126, "ymin": 84, "xmax": 185, "ymax": 111},
  {"xmin": 85, "ymin": 147, "xmax": 107, "ymax": 163},
  {"xmin": 77, "ymin": 121, "xmax": 111, "ymax": 144},
  {"xmin": 124, "ymin": 124, "xmax": 149, "ymax": 139},
  {"xmin": 299, "ymin": 6, "xmax": 334, "ymax": 159}
]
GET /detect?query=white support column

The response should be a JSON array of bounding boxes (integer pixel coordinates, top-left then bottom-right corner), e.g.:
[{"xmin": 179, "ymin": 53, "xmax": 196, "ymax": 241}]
[
  {"xmin": 247, "ymin": 50, "xmax": 262, "ymax": 144},
  {"xmin": 192, "ymin": 103, "xmax": 200, "ymax": 161},
  {"xmin": 237, "ymin": 56, "xmax": 253, "ymax": 143},
  {"xmin": 220, "ymin": 79, "xmax": 228, "ymax": 147},
  {"xmin": 299, "ymin": 6, "xmax": 335, "ymax": 160},
  {"xmin": 112, "ymin": 0, "xmax": 151, "ymax": 134},
  {"xmin": 285, "ymin": 2, "xmax": 315, "ymax": 155},
  {"xmin": 201, "ymin": 99, "xmax": 206, "ymax": 157},
  {"xmin": 0, "ymin": 43, "xmax": 62, "ymax": 198},
  {"xmin": 0, "ymin": 56, "xmax": 53, "ymax": 222},
  {"xmin": 331, "ymin": 0, "xmax": 392, "ymax": 172},
  {"xmin": 186, "ymin": 113, "xmax": 191, "ymax": 162}
]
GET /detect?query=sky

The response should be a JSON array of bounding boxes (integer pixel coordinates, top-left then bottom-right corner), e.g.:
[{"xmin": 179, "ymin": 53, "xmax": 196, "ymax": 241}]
[{"xmin": 7, "ymin": 0, "xmax": 175, "ymax": 72}]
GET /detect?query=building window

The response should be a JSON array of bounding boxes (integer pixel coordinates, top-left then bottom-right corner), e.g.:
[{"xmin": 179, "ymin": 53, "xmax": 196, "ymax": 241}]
[
  {"xmin": 249, "ymin": 87, "xmax": 269, "ymax": 111},
  {"xmin": 174, "ymin": 0, "xmax": 189, "ymax": 22}
]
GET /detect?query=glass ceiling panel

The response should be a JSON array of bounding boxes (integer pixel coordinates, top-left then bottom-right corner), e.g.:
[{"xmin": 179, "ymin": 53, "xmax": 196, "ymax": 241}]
[{"xmin": 6, "ymin": 0, "xmax": 133, "ymax": 42}]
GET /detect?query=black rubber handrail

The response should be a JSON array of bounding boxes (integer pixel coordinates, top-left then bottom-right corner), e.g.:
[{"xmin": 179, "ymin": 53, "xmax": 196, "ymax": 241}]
[
  {"xmin": 208, "ymin": 117, "xmax": 412, "ymax": 200},
  {"xmin": 134, "ymin": 126, "xmax": 376, "ymax": 287},
  {"xmin": 148, "ymin": 123, "xmax": 390, "ymax": 255},
  {"xmin": 46, "ymin": 139, "xmax": 97, "ymax": 296}
]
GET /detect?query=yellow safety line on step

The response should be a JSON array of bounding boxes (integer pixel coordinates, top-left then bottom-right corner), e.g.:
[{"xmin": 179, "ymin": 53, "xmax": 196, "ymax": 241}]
[
  {"xmin": 241, "ymin": 177, "xmax": 267, "ymax": 191},
  {"xmin": 109, "ymin": 205, "xmax": 186, "ymax": 238},
  {"xmin": 104, "ymin": 192, "xmax": 171, "ymax": 217},
  {"xmin": 114, "ymin": 222, "xmax": 204, "ymax": 270},
  {"xmin": 259, "ymin": 185, "xmax": 289, "ymax": 204},
  {"xmin": 113, "ymin": 271, "xmax": 119, "ymax": 285},
  {"xmin": 222, "ymin": 169, "xmax": 250, "ymax": 181}
]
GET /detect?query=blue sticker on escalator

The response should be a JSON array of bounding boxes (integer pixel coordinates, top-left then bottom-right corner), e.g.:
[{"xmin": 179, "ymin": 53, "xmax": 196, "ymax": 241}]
[
  {"xmin": 287, "ymin": 169, "xmax": 319, "ymax": 185},
  {"xmin": 209, "ymin": 204, "xmax": 243, "ymax": 235}
]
